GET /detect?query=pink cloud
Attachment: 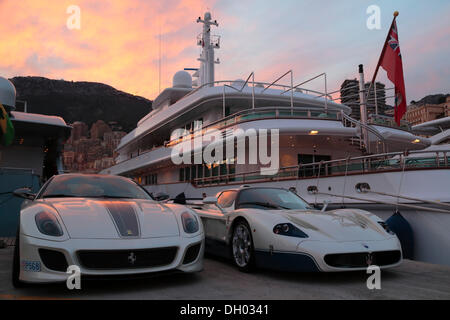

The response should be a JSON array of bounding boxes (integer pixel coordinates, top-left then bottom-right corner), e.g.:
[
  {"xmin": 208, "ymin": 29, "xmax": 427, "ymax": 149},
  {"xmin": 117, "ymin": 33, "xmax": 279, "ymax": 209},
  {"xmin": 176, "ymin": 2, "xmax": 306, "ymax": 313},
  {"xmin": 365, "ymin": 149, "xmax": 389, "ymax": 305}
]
[{"xmin": 0, "ymin": 0, "xmax": 217, "ymax": 98}]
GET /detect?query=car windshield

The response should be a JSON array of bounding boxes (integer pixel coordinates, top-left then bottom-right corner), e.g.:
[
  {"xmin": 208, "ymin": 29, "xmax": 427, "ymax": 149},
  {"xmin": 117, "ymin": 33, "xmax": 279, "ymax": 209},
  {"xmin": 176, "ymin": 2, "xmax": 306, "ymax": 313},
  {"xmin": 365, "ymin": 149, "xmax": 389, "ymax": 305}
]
[
  {"xmin": 237, "ymin": 188, "xmax": 313, "ymax": 210},
  {"xmin": 40, "ymin": 175, "xmax": 153, "ymax": 200}
]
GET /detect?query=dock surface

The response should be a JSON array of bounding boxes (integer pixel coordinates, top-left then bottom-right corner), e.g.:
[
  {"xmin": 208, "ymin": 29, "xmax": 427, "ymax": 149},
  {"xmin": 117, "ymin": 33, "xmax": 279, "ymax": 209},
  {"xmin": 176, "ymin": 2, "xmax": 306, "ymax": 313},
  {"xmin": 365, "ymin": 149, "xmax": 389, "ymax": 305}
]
[{"xmin": 1, "ymin": 247, "xmax": 449, "ymax": 300}]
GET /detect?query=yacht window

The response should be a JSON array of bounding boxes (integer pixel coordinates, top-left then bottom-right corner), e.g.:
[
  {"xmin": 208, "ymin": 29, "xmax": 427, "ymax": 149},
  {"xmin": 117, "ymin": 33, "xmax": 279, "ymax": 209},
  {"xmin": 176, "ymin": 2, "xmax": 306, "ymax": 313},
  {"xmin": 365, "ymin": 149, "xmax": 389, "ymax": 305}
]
[
  {"xmin": 145, "ymin": 173, "xmax": 158, "ymax": 185},
  {"xmin": 179, "ymin": 168, "xmax": 185, "ymax": 181},
  {"xmin": 185, "ymin": 167, "xmax": 191, "ymax": 180},
  {"xmin": 197, "ymin": 164, "xmax": 203, "ymax": 178},
  {"xmin": 205, "ymin": 165, "xmax": 211, "ymax": 177},
  {"xmin": 220, "ymin": 163, "xmax": 227, "ymax": 176},
  {"xmin": 298, "ymin": 154, "xmax": 331, "ymax": 177},
  {"xmin": 212, "ymin": 163, "xmax": 219, "ymax": 176}
]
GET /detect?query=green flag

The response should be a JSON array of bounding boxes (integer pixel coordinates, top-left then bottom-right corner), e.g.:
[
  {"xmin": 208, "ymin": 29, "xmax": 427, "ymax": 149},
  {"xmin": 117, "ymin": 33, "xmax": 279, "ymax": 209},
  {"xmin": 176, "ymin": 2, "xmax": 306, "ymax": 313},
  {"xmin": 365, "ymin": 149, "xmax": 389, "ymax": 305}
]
[{"xmin": 0, "ymin": 103, "xmax": 15, "ymax": 146}]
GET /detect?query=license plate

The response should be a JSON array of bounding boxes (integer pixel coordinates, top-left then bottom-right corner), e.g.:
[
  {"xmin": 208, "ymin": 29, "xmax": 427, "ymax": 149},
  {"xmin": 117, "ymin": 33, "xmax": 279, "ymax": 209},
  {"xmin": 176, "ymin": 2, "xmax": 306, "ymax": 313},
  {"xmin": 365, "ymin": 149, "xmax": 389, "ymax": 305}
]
[{"xmin": 22, "ymin": 260, "xmax": 41, "ymax": 272}]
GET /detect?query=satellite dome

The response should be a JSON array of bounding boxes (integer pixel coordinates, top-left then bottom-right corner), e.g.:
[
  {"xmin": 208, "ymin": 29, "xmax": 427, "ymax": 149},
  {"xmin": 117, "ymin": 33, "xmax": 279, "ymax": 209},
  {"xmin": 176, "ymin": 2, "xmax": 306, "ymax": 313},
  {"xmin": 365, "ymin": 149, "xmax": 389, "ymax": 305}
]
[
  {"xmin": 172, "ymin": 71, "xmax": 192, "ymax": 88},
  {"xmin": 204, "ymin": 12, "xmax": 212, "ymax": 20},
  {"xmin": 0, "ymin": 76, "xmax": 16, "ymax": 108}
]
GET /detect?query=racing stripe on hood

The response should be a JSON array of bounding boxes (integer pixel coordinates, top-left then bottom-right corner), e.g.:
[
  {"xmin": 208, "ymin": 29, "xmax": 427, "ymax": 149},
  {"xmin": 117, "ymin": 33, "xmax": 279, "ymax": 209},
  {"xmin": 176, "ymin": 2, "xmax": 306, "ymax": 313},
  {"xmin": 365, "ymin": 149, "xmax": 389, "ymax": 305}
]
[{"xmin": 103, "ymin": 201, "xmax": 140, "ymax": 237}]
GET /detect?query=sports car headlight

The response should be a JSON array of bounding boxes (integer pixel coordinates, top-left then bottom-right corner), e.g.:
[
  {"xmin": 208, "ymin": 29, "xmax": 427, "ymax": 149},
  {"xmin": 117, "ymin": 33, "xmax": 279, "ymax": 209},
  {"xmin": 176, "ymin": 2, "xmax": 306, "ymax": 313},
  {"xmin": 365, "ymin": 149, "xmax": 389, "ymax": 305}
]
[
  {"xmin": 378, "ymin": 221, "xmax": 395, "ymax": 235},
  {"xmin": 273, "ymin": 223, "xmax": 308, "ymax": 238},
  {"xmin": 35, "ymin": 211, "xmax": 63, "ymax": 237},
  {"xmin": 181, "ymin": 212, "xmax": 199, "ymax": 234}
]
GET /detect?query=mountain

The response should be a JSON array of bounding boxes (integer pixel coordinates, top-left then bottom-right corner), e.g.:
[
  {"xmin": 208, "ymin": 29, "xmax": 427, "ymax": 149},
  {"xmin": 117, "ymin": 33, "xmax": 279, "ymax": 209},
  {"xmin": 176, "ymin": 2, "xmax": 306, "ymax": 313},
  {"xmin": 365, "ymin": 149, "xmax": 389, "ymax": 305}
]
[
  {"xmin": 411, "ymin": 93, "xmax": 449, "ymax": 106},
  {"xmin": 9, "ymin": 76, "xmax": 152, "ymax": 132}
]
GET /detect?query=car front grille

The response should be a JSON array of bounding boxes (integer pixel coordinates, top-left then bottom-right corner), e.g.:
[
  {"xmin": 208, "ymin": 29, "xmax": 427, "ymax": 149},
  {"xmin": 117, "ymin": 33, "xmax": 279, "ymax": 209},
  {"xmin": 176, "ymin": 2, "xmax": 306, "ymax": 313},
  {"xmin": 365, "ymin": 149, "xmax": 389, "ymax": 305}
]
[
  {"xmin": 77, "ymin": 247, "xmax": 178, "ymax": 270},
  {"xmin": 324, "ymin": 250, "xmax": 401, "ymax": 268}
]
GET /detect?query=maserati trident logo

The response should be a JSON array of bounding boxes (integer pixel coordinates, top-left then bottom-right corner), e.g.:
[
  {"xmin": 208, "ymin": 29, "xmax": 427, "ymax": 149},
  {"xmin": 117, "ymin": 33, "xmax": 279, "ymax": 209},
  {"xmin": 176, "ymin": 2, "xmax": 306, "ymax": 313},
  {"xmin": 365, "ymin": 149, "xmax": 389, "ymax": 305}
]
[
  {"xmin": 128, "ymin": 252, "xmax": 137, "ymax": 265},
  {"xmin": 366, "ymin": 252, "xmax": 374, "ymax": 266}
]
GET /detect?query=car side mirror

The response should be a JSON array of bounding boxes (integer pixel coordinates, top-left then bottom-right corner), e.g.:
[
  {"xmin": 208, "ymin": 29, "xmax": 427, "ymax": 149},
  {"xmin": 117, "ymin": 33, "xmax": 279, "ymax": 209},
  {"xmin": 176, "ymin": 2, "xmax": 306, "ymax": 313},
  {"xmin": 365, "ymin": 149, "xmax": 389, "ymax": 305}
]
[
  {"xmin": 203, "ymin": 197, "xmax": 226, "ymax": 214},
  {"xmin": 203, "ymin": 197, "xmax": 218, "ymax": 205},
  {"xmin": 154, "ymin": 192, "xmax": 170, "ymax": 202},
  {"xmin": 13, "ymin": 188, "xmax": 36, "ymax": 200}
]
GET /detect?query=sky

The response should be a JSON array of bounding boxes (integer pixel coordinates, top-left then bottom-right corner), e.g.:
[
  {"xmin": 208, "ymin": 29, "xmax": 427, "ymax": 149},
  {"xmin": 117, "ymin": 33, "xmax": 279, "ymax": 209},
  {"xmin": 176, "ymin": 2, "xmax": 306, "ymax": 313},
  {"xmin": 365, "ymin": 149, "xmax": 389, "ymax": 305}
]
[{"xmin": 0, "ymin": 0, "xmax": 449, "ymax": 104}]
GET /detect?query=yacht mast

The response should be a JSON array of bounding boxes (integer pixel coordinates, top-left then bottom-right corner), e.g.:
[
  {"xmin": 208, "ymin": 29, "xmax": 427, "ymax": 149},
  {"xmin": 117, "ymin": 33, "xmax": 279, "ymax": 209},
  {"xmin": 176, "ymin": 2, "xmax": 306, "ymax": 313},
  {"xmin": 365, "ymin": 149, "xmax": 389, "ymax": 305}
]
[{"xmin": 196, "ymin": 12, "xmax": 220, "ymax": 87}]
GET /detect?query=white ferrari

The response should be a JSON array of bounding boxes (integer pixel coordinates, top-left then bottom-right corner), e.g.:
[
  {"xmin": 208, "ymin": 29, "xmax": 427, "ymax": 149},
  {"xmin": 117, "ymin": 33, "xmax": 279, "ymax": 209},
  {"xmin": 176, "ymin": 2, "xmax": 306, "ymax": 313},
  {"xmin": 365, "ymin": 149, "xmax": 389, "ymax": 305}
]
[
  {"xmin": 193, "ymin": 186, "xmax": 402, "ymax": 272},
  {"xmin": 12, "ymin": 174, "xmax": 204, "ymax": 287}
]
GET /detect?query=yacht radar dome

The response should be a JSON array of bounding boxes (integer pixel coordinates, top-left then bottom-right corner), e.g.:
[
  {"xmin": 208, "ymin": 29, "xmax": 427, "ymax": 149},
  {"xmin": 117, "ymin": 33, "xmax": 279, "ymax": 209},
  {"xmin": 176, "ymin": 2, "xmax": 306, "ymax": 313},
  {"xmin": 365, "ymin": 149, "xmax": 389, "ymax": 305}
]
[
  {"xmin": 0, "ymin": 76, "xmax": 16, "ymax": 109},
  {"xmin": 173, "ymin": 70, "xmax": 192, "ymax": 88}
]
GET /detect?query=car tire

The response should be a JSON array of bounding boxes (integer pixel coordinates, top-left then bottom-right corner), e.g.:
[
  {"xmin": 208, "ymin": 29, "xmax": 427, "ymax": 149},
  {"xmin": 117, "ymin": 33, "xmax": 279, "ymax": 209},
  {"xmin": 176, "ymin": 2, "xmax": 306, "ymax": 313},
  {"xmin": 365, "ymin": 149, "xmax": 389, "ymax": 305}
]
[
  {"xmin": 12, "ymin": 229, "xmax": 26, "ymax": 288},
  {"xmin": 231, "ymin": 220, "xmax": 255, "ymax": 272}
]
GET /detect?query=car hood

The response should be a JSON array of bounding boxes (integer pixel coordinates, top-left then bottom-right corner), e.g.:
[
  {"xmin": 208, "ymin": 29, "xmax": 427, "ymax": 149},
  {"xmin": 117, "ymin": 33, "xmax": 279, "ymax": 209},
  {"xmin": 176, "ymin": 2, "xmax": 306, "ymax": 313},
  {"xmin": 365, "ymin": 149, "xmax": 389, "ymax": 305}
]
[
  {"xmin": 46, "ymin": 198, "xmax": 180, "ymax": 239},
  {"xmin": 277, "ymin": 209, "xmax": 388, "ymax": 241}
]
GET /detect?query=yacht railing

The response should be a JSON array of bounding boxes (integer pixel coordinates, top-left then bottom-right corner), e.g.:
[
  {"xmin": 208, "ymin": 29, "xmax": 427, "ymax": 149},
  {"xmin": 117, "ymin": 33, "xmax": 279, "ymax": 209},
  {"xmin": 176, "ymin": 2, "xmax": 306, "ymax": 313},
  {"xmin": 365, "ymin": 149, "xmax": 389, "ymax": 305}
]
[
  {"xmin": 161, "ymin": 108, "xmax": 387, "ymax": 153},
  {"xmin": 181, "ymin": 71, "xmax": 332, "ymax": 107},
  {"xmin": 164, "ymin": 106, "xmax": 344, "ymax": 147},
  {"xmin": 192, "ymin": 149, "xmax": 450, "ymax": 186},
  {"xmin": 115, "ymin": 104, "xmax": 346, "ymax": 164},
  {"xmin": 340, "ymin": 111, "xmax": 387, "ymax": 154}
]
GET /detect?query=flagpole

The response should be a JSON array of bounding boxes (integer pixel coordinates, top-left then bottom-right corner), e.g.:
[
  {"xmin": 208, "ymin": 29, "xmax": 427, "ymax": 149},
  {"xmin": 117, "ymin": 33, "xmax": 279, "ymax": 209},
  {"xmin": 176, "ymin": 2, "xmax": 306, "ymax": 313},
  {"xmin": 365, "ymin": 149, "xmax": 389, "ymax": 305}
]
[{"xmin": 366, "ymin": 11, "xmax": 399, "ymax": 102}]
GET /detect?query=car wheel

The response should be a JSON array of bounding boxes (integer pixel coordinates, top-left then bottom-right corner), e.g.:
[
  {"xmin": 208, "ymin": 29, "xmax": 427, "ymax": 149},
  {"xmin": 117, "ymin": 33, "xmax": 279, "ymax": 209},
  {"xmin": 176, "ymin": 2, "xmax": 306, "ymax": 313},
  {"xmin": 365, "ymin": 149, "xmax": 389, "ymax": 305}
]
[
  {"xmin": 12, "ymin": 229, "xmax": 26, "ymax": 288},
  {"xmin": 231, "ymin": 220, "xmax": 255, "ymax": 272}
]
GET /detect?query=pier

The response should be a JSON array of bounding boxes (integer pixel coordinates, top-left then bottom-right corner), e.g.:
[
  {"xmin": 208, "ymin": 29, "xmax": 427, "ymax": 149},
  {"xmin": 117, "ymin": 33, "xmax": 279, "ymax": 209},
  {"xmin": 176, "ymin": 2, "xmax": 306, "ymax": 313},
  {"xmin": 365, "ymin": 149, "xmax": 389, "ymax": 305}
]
[{"xmin": 0, "ymin": 246, "xmax": 448, "ymax": 299}]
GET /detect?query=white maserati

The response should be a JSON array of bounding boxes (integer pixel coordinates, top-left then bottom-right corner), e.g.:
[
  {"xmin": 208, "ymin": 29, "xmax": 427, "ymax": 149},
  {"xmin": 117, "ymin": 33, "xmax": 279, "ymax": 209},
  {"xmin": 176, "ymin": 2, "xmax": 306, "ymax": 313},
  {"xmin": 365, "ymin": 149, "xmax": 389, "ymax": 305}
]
[
  {"xmin": 193, "ymin": 186, "xmax": 402, "ymax": 272},
  {"xmin": 12, "ymin": 174, "xmax": 204, "ymax": 287}
]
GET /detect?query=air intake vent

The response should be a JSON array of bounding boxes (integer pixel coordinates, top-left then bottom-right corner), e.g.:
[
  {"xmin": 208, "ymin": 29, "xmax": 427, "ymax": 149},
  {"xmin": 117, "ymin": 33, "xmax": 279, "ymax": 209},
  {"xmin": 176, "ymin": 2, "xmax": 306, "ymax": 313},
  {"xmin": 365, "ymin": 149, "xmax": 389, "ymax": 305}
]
[
  {"xmin": 38, "ymin": 249, "xmax": 69, "ymax": 272},
  {"xmin": 183, "ymin": 243, "xmax": 201, "ymax": 264}
]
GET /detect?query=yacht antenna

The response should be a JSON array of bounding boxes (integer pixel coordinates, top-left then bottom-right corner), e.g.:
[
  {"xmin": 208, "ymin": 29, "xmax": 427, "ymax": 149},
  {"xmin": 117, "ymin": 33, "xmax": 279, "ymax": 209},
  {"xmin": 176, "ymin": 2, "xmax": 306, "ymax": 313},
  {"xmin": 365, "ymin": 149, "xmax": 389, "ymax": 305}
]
[
  {"xmin": 358, "ymin": 64, "xmax": 369, "ymax": 153},
  {"xmin": 196, "ymin": 12, "xmax": 220, "ymax": 87},
  {"xmin": 158, "ymin": 24, "xmax": 162, "ymax": 94}
]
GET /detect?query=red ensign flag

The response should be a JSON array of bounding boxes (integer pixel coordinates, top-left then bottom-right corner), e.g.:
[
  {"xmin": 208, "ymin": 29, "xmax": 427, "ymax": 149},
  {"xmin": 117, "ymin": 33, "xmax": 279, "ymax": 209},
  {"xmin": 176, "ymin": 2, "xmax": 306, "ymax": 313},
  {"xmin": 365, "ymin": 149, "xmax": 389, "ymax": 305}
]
[{"xmin": 373, "ymin": 16, "xmax": 407, "ymax": 125}]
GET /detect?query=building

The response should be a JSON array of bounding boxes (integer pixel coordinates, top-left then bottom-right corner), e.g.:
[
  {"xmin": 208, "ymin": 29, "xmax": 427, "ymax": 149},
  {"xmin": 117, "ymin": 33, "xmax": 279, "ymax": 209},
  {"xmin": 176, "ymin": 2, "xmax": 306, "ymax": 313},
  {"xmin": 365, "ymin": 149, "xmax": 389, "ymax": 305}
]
[
  {"xmin": 104, "ymin": 131, "xmax": 127, "ymax": 151},
  {"xmin": 406, "ymin": 96, "xmax": 450, "ymax": 126},
  {"xmin": 63, "ymin": 150, "xmax": 75, "ymax": 170},
  {"xmin": 365, "ymin": 82, "xmax": 386, "ymax": 115},
  {"xmin": 90, "ymin": 119, "xmax": 112, "ymax": 140},
  {"xmin": 384, "ymin": 105, "xmax": 395, "ymax": 116},
  {"xmin": 340, "ymin": 79, "xmax": 386, "ymax": 119},
  {"xmin": 69, "ymin": 121, "xmax": 88, "ymax": 142},
  {"xmin": 63, "ymin": 120, "xmax": 127, "ymax": 173},
  {"xmin": 340, "ymin": 79, "xmax": 360, "ymax": 118}
]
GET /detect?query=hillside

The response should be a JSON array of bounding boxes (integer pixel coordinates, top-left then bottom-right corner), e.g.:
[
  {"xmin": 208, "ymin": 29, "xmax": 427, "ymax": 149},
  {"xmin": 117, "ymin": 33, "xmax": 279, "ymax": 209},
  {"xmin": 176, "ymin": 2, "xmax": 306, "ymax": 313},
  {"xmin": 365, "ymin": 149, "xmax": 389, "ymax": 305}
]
[
  {"xmin": 412, "ymin": 93, "xmax": 449, "ymax": 106},
  {"xmin": 9, "ymin": 76, "xmax": 152, "ymax": 132}
]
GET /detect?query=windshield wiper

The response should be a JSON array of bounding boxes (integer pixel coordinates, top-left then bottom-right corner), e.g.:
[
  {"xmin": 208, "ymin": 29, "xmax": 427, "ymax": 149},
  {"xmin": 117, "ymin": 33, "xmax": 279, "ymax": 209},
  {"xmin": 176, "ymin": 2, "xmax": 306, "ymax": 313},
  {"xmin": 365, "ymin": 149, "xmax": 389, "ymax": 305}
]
[
  {"xmin": 43, "ymin": 194, "xmax": 136, "ymax": 199},
  {"xmin": 42, "ymin": 194, "xmax": 81, "ymax": 198},
  {"xmin": 87, "ymin": 195, "xmax": 136, "ymax": 199},
  {"xmin": 239, "ymin": 201, "xmax": 282, "ymax": 209}
]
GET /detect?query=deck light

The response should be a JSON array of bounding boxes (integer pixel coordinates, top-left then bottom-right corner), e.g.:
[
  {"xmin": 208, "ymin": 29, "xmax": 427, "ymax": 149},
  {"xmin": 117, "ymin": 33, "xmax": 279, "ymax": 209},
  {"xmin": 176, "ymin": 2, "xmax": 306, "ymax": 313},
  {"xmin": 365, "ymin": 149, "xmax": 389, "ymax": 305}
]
[
  {"xmin": 309, "ymin": 130, "xmax": 319, "ymax": 135},
  {"xmin": 412, "ymin": 139, "xmax": 420, "ymax": 143}
]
